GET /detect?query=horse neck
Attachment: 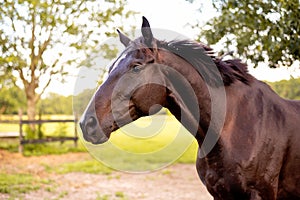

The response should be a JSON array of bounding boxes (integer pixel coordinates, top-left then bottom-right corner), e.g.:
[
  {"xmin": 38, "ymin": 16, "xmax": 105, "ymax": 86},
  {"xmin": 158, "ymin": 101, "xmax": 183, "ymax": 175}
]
[{"xmin": 159, "ymin": 50, "xmax": 216, "ymax": 143}]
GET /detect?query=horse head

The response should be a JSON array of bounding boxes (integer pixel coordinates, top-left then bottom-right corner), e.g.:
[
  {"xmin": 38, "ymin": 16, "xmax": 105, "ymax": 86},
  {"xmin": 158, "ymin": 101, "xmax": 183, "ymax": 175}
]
[{"xmin": 80, "ymin": 17, "xmax": 172, "ymax": 144}]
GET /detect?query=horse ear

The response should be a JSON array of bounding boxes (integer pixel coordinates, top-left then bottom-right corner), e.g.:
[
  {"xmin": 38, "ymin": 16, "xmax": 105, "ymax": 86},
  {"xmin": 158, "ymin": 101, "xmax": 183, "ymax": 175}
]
[
  {"xmin": 141, "ymin": 16, "xmax": 153, "ymax": 46},
  {"xmin": 117, "ymin": 29, "xmax": 131, "ymax": 47}
]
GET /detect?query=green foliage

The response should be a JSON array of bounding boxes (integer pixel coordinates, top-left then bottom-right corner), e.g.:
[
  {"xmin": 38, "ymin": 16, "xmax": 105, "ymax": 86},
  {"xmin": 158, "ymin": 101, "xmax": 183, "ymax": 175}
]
[
  {"xmin": 0, "ymin": 90, "xmax": 75, "ymax": 115},
  {"xmin": 24, "ymin": 123, "xmax": 44, "ymax": 139},
  {"xmin": 40, "ymin": 93, "xmax": 73, "ymax": 115},
  {"xmin": 24, "ymin": 125, "xmax": 38, "ymax": 139},
  {"xmin": 198, "ymin": 0, "xmax": 300, "ymax": 68},
  {"xmin": 53, "ymin": 123, "xmax": 68, "ymax": 137},
  {"xmin": 0, "ymin": 85, "xmax": 26, "ymax": 115},
  {"xmin": 268, "ymin": 78, "xmax": 300, "ymax": 100},
  {"xmin": 101, "ymin": 43, "xmax": 120, "ymax": 60},
  {"xmin": 39, "ymin": 89, "xmax": 95, "ymax": 116},
  {"xmin": 73, "ymin": 88, "xmax": 95, "ymax": 115}
]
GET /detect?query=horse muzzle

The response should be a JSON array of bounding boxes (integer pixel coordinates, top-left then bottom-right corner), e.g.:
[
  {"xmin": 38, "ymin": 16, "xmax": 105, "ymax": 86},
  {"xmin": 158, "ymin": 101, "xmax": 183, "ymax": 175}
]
[{"xmin": 79, "ymin": 115, "xmax": 108, "ymax": 144}]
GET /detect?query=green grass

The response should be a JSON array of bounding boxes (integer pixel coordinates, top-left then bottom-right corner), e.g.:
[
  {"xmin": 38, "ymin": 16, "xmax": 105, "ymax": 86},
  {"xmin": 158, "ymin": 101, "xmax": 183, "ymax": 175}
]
[
  {"xmin": 22, "ymin": 141, "xmax": 86, "ymax": 156},
  {"xmin": 58, "ymin": 191, "xmax": 69, "ymax": 199},
  {"xmin": 96, "ymin": 193, "xmax": 111, "ymax": 200},
  {"xmin": 0, "ymin": 138, "xmax": 19, "ymax": 152},
  {"xmin": 0, "ymin": 139, "xmax": 86, "ymax": 155},
  {"xmin": 115, "ymin": 191, "xmax": 125, "ymax": 198},
  {"xmin": 0, "ymin": 173, "xmax": 45, "ymax": 194}
]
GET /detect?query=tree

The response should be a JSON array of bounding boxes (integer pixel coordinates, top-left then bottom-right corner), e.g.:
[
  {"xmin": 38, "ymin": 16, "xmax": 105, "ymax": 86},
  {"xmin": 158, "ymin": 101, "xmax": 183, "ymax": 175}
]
[
  {"xmin": 41, "ymin": 93, "xmax": 73, "ymax": 115},
  {"xmin": 0, "ymin": 0, "xmax": 133, "ymax": 124},
  {"xmin": 0, "ymin": 84, "xmax": 26, "ymax": 116},
  {"xmin": 0, "ymin": 66, "xmax": 26, "ymax": 116},
  {"xmin": 196, "ymin": 0, "xmax": 300, "ymax": 68},
  {"xmin": 268, "ymin": 78, "xmax": 300, "ymax": 100},
  {"xmin": 72, "ymin": 88, "xmax": 95, "ymax": 115}
]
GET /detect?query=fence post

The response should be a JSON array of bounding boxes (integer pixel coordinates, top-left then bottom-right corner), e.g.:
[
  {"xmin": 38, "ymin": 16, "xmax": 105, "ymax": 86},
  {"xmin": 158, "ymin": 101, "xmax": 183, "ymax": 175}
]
[
  {"xmin": 74, "ymin": 113, "xmax": 78, "ymax": 148},
  {"xmin": 18, "ymin": 109, "xmax": 24, "ymax": 154}
]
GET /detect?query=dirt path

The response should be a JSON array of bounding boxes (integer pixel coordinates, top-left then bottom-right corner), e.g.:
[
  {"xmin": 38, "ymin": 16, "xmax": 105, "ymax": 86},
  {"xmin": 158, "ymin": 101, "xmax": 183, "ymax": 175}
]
[{"xmin": 0, "ymin": 150, "xmax": 213, "ymax": 200}]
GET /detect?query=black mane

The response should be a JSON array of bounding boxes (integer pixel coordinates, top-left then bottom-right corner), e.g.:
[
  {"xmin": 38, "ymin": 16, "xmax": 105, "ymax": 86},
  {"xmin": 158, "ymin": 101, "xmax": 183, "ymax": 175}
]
[{"xmin": 158, "ymin": 40, "xmax": 253, "ymax": 86}]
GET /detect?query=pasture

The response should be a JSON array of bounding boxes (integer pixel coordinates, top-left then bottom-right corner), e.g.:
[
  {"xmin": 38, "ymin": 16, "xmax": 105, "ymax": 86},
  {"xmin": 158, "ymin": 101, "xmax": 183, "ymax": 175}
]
[{"xmin": 0, "ymin": 115, "xmax": 212, "ymax": 199}]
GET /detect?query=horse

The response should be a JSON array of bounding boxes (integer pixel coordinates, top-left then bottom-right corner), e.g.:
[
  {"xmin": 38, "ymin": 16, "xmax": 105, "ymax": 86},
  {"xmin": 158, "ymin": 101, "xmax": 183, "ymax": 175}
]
[{"xmin": 80, "ymin": 17, "xmax": 300, "ymax": 199}]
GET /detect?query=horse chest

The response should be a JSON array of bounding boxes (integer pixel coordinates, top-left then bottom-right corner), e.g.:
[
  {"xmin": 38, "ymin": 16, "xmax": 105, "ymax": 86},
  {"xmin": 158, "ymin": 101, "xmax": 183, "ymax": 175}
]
[{"xmin": 196, "ymin": 154, "xmax": 251, "ymax": 199}]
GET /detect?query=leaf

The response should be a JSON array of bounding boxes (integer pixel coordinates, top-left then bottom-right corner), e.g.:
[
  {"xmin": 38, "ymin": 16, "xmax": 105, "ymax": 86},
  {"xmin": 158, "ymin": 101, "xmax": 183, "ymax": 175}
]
[{"xmin": 200, "ymin": 0, "xmax": 300, "ymax": 67}]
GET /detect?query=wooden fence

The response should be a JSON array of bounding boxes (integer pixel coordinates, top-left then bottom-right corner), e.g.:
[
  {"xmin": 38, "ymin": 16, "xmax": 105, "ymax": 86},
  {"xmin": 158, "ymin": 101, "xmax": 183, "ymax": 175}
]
[{"xmin": 0, "ymin": 112, "xmax": 79, "ymax": 153}]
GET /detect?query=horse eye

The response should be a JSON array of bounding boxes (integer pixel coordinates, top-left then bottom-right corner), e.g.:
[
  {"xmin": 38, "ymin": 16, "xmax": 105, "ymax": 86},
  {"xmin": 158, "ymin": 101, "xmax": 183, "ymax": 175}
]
[{"xmin": 132, "ymin": 65, "xmax": 141, "ymax": 73}]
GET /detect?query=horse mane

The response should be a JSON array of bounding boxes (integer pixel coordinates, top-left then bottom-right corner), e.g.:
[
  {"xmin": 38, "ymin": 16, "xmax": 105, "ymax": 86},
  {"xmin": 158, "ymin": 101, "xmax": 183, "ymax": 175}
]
[{"xmin": 158, "ymin": 40, "xmax": 253, "ymax": 87}]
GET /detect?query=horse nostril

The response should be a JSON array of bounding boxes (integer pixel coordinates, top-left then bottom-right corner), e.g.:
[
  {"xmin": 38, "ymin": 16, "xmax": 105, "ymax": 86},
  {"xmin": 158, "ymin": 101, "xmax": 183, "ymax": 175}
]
[{"xmin": 86, "ymin": 116, "xmax": 97, "ymax": 128}]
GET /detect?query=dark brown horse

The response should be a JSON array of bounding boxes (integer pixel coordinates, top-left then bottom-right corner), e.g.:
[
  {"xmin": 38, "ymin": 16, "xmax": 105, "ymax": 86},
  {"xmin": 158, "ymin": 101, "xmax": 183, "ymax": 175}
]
[{"xmin": 80, "ymin": 17, "xmax": 300, "ymax": 199}]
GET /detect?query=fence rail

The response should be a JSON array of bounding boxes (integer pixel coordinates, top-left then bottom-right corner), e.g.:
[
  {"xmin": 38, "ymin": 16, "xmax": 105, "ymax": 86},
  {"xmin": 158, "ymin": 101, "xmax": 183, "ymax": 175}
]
[
  {"xmin": 0, "ymin": 112, "xmax": 79, "ymax": 153},
  {"xmin": 20, "ymin": 119, "xmax": 76, "ymax": 124},
  {"xmin": 20, "ymin": 136, "xmax": 78, "ymax": 145},
  {"xmin": 0, "ymin": 120, "xmax": 20, "ymax": 124}
]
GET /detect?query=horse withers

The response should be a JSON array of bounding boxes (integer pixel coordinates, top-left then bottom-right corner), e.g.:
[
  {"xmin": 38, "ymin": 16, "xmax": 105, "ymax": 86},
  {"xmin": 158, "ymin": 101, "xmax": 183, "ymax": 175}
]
[{"xmin": 80, "ymin": 17, "xmax": 300, "ymax": 200}]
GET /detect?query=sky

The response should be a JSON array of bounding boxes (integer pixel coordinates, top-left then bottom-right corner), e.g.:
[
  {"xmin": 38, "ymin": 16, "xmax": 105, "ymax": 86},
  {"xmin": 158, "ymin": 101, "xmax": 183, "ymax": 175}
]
[{"xmin": 46, "ymin": 0, "xmax": 300, "ymax": 96}]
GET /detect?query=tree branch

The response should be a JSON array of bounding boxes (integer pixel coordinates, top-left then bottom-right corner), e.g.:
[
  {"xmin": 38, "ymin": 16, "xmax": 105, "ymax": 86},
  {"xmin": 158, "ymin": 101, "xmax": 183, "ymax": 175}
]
[
  {"xmin": 37, "ymin": 35, "xmax": 51, "ymax": 63},
  {"xmin": 35, "ymin": 76, "xmax": 52, "ymax": 102},
  {"xmin": 17, "ymin": 68, "xmax": 29, "ymax": 90}
]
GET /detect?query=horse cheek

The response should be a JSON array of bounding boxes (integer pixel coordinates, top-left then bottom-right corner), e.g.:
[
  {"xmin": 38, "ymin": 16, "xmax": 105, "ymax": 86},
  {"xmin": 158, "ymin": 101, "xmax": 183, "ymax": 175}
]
[{"xmin": 133, "ymin": 84, "xmax": 166, "ymax": 115}]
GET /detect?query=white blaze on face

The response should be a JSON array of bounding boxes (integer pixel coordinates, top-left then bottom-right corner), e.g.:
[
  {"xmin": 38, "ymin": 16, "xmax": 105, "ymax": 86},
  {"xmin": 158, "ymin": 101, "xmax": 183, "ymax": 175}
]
[{"xmin": 108, "ymin": 52, "xmax": 128, "ymax": 74}]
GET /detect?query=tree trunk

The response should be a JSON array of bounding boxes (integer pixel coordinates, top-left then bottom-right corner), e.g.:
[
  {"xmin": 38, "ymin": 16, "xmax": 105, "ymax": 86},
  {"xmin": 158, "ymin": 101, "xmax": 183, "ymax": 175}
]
[
  {"xmin": 27, "ymin": 98, "xmax": 37, "ymax": 139},
  {"xmin": 27, "ymin": 97, "xmax": 36, "ymax": 121},
  {"xmin": 25, "ymin": 82, "xmax": 38, "ymax": 133}
]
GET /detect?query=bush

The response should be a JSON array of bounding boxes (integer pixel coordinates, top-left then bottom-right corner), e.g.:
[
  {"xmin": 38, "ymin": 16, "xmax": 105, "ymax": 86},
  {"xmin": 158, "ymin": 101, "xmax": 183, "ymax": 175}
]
[{"xmin": 24, "ymin": 125, "xmax": 44, "ymax": 140}]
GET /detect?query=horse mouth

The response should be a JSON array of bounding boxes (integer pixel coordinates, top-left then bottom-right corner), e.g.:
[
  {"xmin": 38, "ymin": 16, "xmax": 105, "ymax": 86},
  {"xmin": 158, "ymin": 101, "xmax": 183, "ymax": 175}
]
[
  {"xmin": 79, "ymin": 120, "xmax": 109, "ymax": 145},
  {"xmin": 85, "ymin": 133, "xmax": 109, "ymax": 145}
]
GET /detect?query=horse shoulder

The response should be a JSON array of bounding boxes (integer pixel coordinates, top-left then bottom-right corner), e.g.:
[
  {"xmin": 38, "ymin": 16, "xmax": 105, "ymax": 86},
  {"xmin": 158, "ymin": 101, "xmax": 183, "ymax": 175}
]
[
  {"xmin": 219, "ymin": 81, "xmax": 291, "ymax": 198},
  {"xmin": 277, "ymin": 99, "xmax": 300, "ymax": 198}
]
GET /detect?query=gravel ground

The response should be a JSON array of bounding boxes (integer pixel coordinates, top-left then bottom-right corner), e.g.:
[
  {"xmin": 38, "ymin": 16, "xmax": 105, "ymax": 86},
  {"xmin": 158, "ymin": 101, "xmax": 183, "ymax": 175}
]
[{"xmin": 0, "ymin": 150, "xmax": 213, "ymax": 200}]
